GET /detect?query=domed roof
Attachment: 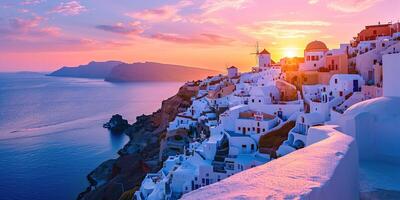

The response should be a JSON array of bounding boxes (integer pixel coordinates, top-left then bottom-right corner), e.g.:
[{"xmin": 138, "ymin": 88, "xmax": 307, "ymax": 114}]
[{"xmin": 305, "ymin": 40, "xmax": 328, "ymax": 52}]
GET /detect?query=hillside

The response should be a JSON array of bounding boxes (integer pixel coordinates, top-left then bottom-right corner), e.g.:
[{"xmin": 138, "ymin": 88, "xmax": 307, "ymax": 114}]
[
  {"xmin": 105, "ymin": 62, "xmax": 220, "ymax": 82},
  {"xmin": 48, "ymin": 61, "xmax": 123, "ymax": 78}
]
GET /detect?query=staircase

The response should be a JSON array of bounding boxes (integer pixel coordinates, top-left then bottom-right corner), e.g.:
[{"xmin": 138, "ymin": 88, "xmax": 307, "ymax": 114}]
[{"xmin": 212, "ymin": 134, "xmax": 229, "ymax": 173}]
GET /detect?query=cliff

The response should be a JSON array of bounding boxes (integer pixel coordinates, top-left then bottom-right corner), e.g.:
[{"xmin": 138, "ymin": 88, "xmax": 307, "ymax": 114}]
[
  {"xmin": 49, "ymin": 61, "xmax": 220, "ymax": 82},
  {"xmin": 48, "ymin": 61, "xmax": 123, "ymax": 78},
  {"xmin": 105, "ymin": 62, "xmax": 220, "ymax": 82},
  {"xmin": 78, "ymin": 84, "xmax": 198, "ymax": 200}
]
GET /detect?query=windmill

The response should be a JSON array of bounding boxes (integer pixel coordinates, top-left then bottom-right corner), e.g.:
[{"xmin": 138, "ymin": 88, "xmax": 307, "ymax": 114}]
[{"xmin": 250, "ymin": 42, "xmax": 260, "ymax": 67}]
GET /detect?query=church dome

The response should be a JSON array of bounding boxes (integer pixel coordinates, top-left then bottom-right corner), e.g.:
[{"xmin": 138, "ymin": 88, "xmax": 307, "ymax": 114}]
[{"xmin": 305, "ymin": 40, "xmax": 328, "ymax": 52}]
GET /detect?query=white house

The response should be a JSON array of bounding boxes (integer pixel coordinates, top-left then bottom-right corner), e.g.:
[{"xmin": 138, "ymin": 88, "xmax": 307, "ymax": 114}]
[{"xmin": 383, "ymin": 53, "xmax": 400, "ymax": 97}]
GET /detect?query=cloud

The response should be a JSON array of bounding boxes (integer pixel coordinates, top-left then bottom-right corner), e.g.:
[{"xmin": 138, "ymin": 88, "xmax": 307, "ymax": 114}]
[
  {"xmin": 308, "ymin": 0, "xmax": 319, "ymax": 4},
  {"xmin": 18, "ymin": 9, "xmax": 30, "ymax": 13},
  {"xmin": 328, "ymin": 0, "xmax": 382, "ymax": 13},
  {"xmin": 21, "ymin": 0, "xmax": 45, "ymax": 5},
  {"xmin": 127, "ymin": 6, "xmax": 180, "ymax": 22},
  {"xmin": 0, "ymin": 37, "xmax": 130, "ymax": 52},
  {"xmin": 126, "ymin": 0, "xmax": 193, "ymax": 23},
  {"xmin": 9, "ymin": 16, "xmax": 43, "ymax": 29},
  {"xmin": 238, "ymin": 21, "xmax": 324, "ymax": 39},
  {"xmin": 265, "ymin": 20, "xmax": 331, "ymax": 26},
  {"xmin": 201, "ymin": 0, "xmax": 250, "ymax": 14},
  {"xmin": 96, "ymin": 22, "xmax": 144, "ymax": 35},
  {"xmin": 0, "ymin": 16, "xmax": 61, "ymax": 40},
  {"xmin": 149, "ymin": 33, "xmax": 233, "ymax": 45},
  {"xmin": 50, "ymin": 1, "xmax": 87, "ymax": 16},
  {"xmin": 0, "ymin": 16, "xmax": 129, "ymax": 52}
]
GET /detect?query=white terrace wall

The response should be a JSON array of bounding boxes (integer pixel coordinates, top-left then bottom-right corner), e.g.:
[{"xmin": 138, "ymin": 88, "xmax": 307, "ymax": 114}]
[{"xmin": 182, "ymin": 126, "xmax": 358, "ymax": 200}]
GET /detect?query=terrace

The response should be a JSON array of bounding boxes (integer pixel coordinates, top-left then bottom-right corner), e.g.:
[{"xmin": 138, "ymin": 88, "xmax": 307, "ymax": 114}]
[{"xmin": 238, "ymin": 111, "xmax": 275, "ymax": 121}]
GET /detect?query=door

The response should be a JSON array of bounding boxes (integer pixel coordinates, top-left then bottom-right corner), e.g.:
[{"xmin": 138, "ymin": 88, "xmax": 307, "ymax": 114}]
[
  {"xmin": 353, "ymin": 80, "xmax": 359, "ymax": 92},
  {"xmin": 278, "ymin": 111, "xmax": 283, "ymax": 119}
]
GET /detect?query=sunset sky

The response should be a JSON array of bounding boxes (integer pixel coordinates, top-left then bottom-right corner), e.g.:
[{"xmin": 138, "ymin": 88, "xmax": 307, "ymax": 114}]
[{"xmin": 0, "ymin": 0, "xmax": 399, "ymax": 72}]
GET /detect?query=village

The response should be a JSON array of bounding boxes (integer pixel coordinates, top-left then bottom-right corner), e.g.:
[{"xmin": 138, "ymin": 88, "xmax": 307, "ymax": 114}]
[{"xmin": 134, "ymin": 22, "xmax": 400, "ymax": 200}]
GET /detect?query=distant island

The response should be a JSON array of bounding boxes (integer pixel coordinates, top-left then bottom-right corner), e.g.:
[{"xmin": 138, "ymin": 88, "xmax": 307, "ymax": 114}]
[
  {"xmin": 49, "ymin": 61, "xmax": 221, "ymax": 82},
  {"xmin": 48, "ymin": 61, "xmax": 123, "ymax": 79}
]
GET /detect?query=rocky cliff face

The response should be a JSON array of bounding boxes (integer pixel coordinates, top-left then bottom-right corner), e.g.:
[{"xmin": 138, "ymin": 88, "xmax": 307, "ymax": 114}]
[{"xmin": 78, "ymin": 85, "xmax": 197, "ymax": 200}]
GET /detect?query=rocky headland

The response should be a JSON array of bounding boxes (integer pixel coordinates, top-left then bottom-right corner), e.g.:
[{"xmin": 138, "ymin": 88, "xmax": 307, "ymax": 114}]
[
  {"xmin": 103, "ymin": 114, "xmax": 131, "ymax": 133},
  {"xmin": 78, "ymin": 84, "xmax": 198, "ymax": 200}
]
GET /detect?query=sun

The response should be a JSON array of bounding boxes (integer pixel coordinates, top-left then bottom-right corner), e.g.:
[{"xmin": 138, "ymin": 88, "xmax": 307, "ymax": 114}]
[{"xmin": 283, "ymin": 48, "xmax": 297, "ymax": 58}]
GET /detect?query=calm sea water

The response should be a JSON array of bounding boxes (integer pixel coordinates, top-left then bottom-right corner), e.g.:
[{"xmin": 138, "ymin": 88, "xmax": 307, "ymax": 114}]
[{"xmin": 0, "ymin": 73, "xmax": 182, "ymax": 200}]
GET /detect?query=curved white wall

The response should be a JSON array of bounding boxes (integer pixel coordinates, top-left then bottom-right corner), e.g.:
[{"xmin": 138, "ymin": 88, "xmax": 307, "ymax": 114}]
[{"xmin": 182, "ymin": 126, "xmax": 358, "ymax": 200}]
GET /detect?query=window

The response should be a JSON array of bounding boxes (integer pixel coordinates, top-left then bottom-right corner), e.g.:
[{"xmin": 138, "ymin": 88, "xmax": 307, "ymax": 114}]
[
  {"xmin": 242, "ymin": 144, "xmax": 247, "ymax": 149},
  {"xmin": 263, "ymin": 128, "xmax": 265, "ymax": 132},
  {"xmin": 252, "ymin": 99, "xmax": 255, "ymax": 103},
  {"xmin": 247, "ymin": 127, "xmax": 250, "ymax": 131},
  {"xmin": 335, "ymin": 79, "xmax": 338, "ymax": 84},
  {"xmin": 258, "ymin": 100, "xmax": 261, "ymax": 103},
  {"xmin": 238, "ymin": 127, "xmax": 241, "ymax": 130},
  {"xmin": 314, "ymin": 64, "xmax": 316, "ymax": 67},
  {"xmin": 252, "ymin": 127, "xmax": 255, "ymax": 131},
  {"xmin": 257, "ymin": 122, "xmax": 260, "ymax": 126}
]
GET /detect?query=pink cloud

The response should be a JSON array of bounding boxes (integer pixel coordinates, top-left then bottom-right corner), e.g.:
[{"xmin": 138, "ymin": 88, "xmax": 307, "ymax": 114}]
[
  {"xmin": 128, "ymin": 6, "xmax": 180, "ymax": 22},
  {"xmin": 150, "ymin": 33, "xmax": 233, "ymax": 45},
  {"xmin": 18, "ymin": 9, "xmax": 30, "ymax": 13},
  {"xmin": 0, "ymin": 33, "xmax": 131, "ymax": 53},
  {"xmin": 0, "ymin": 16, "xmax": 61, "ymax": 40},
  {"xmin": 308, "ymin": 0, "xmax": 319, "ymax": 4},
  {"xmin": 201, "ymin": 0, "xmax": 251, "ymax": 14},
  {"xmin": 126, "ymin": 0, "xmax": 193, "ymax": 23},
  {"xmin": 96, "ymin": 22, "xmax": 144, "ymax": 35},
  {"xmin": 9, "ymin": 16, "xmax": 43, "ymax": 30},
  {"xmin": 50, "ymin": 1, "xmax": 86, "ymax": 16},
  {"xmin": 327, "ymin": 0, "xmax": 382, "ymax": 13},
  {"xmin": 21, "ymin": 0, "xmax": 45, "ymax": 5},
  {"xmin": 238, "ymin": 20, "xmax": 325, "ymax": 39}
]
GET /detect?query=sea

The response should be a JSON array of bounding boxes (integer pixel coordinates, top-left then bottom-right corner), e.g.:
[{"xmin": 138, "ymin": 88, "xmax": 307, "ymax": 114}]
[{"xmin": 0, "ymin": 72, "xmax": 183, "ymax": 200}]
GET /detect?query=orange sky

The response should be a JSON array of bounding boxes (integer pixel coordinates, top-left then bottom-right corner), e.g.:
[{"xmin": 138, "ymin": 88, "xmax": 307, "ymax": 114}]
[{"xmin": 0, "ymin": 0, "xmax": 399, "ymax": 72}]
